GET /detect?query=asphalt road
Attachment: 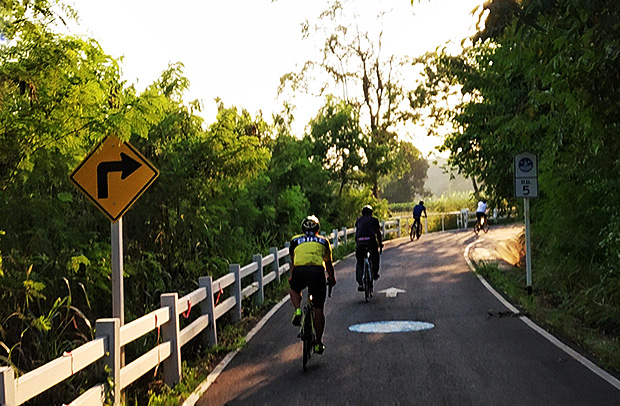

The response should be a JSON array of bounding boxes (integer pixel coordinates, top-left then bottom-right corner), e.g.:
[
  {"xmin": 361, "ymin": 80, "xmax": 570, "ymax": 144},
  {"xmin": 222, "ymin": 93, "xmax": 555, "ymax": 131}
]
[{"xmin": 196, "ymin": 225, "xmax": 620, "ymax": 406}]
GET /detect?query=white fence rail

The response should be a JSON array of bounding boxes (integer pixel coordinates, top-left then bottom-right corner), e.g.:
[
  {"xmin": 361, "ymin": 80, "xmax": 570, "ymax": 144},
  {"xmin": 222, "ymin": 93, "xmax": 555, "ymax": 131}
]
[{"xmin": 1, "ymin": 220, "xmax": 406, "ymax": 406}]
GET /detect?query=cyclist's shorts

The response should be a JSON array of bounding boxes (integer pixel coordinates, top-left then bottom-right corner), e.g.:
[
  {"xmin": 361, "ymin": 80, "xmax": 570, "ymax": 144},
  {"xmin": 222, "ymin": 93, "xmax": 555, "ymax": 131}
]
[{"xmin": 289, "ymin": 265, "xmax": 327, "ymax": 309}]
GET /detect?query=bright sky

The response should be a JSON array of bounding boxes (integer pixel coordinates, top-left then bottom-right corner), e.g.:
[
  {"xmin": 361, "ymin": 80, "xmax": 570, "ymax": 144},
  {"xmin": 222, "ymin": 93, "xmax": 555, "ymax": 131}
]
[{"xmin": 67, "ymin": 0, "xmax": 484, "ymax": 156}]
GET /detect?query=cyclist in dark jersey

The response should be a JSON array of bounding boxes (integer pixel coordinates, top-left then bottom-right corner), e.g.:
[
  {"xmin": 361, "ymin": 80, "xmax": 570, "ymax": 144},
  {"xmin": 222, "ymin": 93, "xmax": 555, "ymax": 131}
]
[
  {"xmin": 413, "ymin": 200, "xmax": 427, "ymax": 221},
  {"xmin": 354, "ymin": 205, "xmax": 383, "ymax": 291},
  {"xmin": 289, "ymin": 215, "xmax": 336, "ymax": 354}
]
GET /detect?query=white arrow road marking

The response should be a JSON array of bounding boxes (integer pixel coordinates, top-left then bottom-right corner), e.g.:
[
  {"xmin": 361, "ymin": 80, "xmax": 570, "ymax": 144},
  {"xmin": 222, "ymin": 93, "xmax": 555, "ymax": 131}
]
[{"xmin": 377, "ymin": 287, "xmax": 406, "ymax": 297}]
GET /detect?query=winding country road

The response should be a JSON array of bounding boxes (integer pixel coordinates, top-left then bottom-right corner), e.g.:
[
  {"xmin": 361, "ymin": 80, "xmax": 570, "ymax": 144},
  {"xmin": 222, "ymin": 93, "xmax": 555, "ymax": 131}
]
[{"xmin": 193, "ymin": 225, "xmax": 620, "ymax": 406}]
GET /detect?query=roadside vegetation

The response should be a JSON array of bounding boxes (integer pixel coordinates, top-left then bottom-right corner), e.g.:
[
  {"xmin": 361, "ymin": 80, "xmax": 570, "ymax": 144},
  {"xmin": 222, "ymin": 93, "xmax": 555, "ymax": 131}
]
[
  {"xmin": 476, "ymin": 259, "xmax": 620, "ymax": 375},
  {"xmin": 2, "ymin": 0, "xmax": 620, "ymax": 405}
]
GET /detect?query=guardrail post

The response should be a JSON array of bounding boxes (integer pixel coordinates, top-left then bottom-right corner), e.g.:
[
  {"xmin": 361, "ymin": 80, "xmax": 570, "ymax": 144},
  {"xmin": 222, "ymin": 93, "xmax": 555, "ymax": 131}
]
[
  {"xmin": 332, "ymin": 229, "xmax": 338, "ymax": 249},
  {"xmin": 198, "ymin": 276, "xmax": 218, "ymax": 347},
  {"xmin": 424, "ymin": 217, "xmax": 428, "ymax": 234},
  {"xmin": 381, "ymin": 221, "xmax": 386, "ymax": 238},
  {"xmin": 284, "ymin": 242, "xmax": 291, "ymax": 268},
  {"xmin": 342, "ymin": 227, "xmax": 347, "ymax": 245},
  {"xmin": 96, "ymin": 318, "xmax": 121, "ymax": 406},
  {"xmin": 397, "ymin": 218, "xmax": 402, "ymax": 238},
  {"xmin": 161, "ymin": 293, "xmax": 182, "ymax": 386},
  {"xmin": 461, "ymin": 209, "xmax": 469, "ymax": 229},
  {"xmin": 269, "ymin": 247, "xmax": 280, "ymax": 284},
  {"xmin": 441, "ymin": 214, "xmax": 445, "ymax": 231},
  {"xmin": 253, "ymin": 254, "xmax": 264, "ymax": 305},
  {"xmin": 229, "ymin": 265, "xmax": 242, "ymax": 322},
  {"xmin": 0, "ymin": 366, "xmax": 16, "ymax": 406}
]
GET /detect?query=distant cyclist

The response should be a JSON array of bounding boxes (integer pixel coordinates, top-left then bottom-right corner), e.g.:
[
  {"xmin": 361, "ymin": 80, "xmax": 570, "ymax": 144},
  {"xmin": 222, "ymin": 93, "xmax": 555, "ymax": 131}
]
[
  {"xmin": 289, "ymin": 215, "xmax": 336, "ymax": 355},
  {"xmin": 355, "ymin": 205, "xmax": 383, "ymax": 291},
  {"xmin": 476, "ymin": 199, "xmax": 488, "ymax": 227},
  {"xmin": 412, "ymin": 200, "xmax": 427, "ymax": 237}
]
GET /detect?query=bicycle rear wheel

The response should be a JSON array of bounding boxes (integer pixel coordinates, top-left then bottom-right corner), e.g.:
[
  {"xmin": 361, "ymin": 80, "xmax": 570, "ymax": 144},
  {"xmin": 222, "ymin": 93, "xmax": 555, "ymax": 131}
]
[
  {"xmin": 302, "ymin": 309, "xmax": 313, "ymax": 371},
  {"xmin": 363, "ymin": 258, "xmax": 372, "ymax": 302},
  {"xmin": 483, "ymin": 219, "xmax": 489, "ymax": 233}
]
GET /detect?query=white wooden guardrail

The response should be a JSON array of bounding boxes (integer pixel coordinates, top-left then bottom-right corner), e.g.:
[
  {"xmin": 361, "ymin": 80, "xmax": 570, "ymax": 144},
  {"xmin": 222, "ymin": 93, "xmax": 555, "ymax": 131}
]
[{"xmin": 0, "ymin": 220, "xmax": 403, "ymax": 406}]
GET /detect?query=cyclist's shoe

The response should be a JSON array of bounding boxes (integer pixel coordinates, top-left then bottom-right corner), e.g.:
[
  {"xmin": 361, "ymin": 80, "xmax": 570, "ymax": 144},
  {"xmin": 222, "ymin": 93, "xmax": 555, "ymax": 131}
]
[
  {"xmin": 314, "ymin": 342, "xmax": 325, "ymax": 354},
  {"xmin": 291, "ymin": 308, "xmax": 302, "ymax": 326},
  {"xmin": 357, "ymin": 284, "xmax": 364, "ymax": 292},
  {"xmin": 373, "ymin": 273, "xmax": 380, "ymax": 281}
]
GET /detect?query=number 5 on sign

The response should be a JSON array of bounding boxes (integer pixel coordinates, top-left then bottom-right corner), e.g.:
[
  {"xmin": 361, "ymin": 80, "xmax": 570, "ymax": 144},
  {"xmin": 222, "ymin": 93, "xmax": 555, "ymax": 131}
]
[{"xmin": 517, "ymin": 178, "xmax": 537, "ymax": 198}]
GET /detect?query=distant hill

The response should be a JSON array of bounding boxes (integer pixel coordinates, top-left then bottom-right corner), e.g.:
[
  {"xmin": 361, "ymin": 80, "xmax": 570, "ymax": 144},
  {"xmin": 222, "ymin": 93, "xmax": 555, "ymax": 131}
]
[{"xmin": 425, "ymin": 158, "xmax": 473, "ymax": 196}]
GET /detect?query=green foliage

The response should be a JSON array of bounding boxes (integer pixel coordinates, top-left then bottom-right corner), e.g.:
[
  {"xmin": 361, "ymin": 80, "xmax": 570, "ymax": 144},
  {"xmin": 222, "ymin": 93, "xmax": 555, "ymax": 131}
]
[
  {"xmin": 307, "ymin": 96, "xmax": 364, "ymax": 196},
  {"xmin": 419, "ymin": 0, "xmax": 620, "ymax": 342}
]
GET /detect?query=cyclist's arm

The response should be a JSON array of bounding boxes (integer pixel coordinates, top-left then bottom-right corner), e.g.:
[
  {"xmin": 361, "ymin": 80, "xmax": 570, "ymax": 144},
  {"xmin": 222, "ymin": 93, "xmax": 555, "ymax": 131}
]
[{"xmin": 325, "ymin": 260, "xmax": 336, "ymax": 284}]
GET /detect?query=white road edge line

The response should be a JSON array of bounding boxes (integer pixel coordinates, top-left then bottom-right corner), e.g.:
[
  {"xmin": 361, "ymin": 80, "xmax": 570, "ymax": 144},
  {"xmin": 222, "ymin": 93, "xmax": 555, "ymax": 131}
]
[
  {"xmin": 465, "ymin": 240, "xmax": 620, "ymax": 391},
  {"xmin": 182, "ymin": 255, "xmax": 350, "ymax": 406}
]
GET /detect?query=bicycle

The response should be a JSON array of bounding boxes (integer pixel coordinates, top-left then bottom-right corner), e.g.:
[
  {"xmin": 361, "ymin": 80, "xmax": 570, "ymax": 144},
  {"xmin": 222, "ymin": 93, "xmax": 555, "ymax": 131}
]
[
  {"xmin": 362, "ymin": 249, "xmax": 373, "ymax": 302},
  {"xmin": 474, "ymin": 214, "xmax": 489, "ymax": 235},
  {"xmin": 299, "ymin": 283, "xmax": 332, "ymax": 371},
  {"xmin": 410, "ymin": 217, "xmax": 422, "ymax": 241}
]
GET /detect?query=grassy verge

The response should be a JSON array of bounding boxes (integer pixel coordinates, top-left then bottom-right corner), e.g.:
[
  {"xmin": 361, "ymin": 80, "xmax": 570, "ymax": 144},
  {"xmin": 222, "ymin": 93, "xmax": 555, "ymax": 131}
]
[{"xmin": 475, "ymin": 261, "xmax": 620, "ymax": 375}]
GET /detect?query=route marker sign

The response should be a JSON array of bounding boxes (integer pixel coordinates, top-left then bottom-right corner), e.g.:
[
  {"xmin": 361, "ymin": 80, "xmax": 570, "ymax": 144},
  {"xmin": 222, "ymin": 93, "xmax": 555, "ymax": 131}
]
[
  {"xmin": 70, "ymin": 135, "xmax": 159, "ymax": 222},
  {"xmin": 514, "ymin": 151, "xmax": 538, "ymax": 198},
  {"xmin": 514, "ymin": 151, "xmax": 537, "ymax": 295}
]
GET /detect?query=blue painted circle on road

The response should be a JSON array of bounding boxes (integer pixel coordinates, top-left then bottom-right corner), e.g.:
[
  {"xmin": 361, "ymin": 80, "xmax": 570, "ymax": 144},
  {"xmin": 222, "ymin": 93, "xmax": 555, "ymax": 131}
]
[{"xmin": 349, "ymin": 321, "xmax": 435, "ymax": 333}]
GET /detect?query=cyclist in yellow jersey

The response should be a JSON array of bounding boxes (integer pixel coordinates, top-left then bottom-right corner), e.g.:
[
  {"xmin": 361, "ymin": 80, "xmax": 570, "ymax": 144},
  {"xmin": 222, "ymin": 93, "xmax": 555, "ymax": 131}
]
[{"xmin": 289, "ymin": 215, "xmax": 336, "ymax": 354}]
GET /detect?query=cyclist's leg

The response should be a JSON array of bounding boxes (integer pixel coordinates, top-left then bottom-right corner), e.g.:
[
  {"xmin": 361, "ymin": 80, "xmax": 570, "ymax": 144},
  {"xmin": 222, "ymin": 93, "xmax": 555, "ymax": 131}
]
[
  {"xmin": 289, "ymin": 268, "xmax": 305, "ymax": 309},
  {"xmin": 370, "ymin": 243, "xmax": 380, "ymax": 279},
  {"xmin": 355, "ymin": 243, "xmax": 366, "ymax": 288}
]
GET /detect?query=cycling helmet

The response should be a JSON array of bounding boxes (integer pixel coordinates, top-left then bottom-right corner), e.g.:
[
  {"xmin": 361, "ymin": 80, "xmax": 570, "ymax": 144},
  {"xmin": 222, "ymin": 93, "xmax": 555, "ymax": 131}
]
[
  {"xmin": 419, "ymin": 201, "xmax": 424, "ymax": 205},
  {"xmin": 361, "ymin": 205, "xmax": 373, "ymax": 215},
  {"xmin": 301, "ymin": 215, "xmax": 320, "ymax": 233}
]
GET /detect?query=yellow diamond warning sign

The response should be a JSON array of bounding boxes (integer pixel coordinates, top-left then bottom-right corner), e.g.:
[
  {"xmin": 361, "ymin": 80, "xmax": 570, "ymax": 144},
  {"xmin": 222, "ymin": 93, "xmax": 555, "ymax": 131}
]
[{"xmin": 70, "ymin": 135, "xmax": 159, "ymax": 222}]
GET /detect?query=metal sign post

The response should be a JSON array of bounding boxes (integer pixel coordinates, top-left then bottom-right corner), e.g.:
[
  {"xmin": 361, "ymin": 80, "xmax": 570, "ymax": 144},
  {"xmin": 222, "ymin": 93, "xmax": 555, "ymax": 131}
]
[
  {"xmin": 524, "ymin": 198, "xmax": 533, "ymax": 295},
  {"xmin": 514, "ymin": 151, "xmax": 538, "ymax": 295},
  {"xmin": 111, "ymin": 219, "xmax": 124, "ymax": 325}
]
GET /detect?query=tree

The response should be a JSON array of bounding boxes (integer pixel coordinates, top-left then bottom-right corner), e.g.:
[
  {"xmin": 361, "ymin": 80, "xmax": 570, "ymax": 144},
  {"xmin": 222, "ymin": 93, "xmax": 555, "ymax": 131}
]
[
  {"xmin": 279, "ymin": 0, "xmax": 423, "ymax": 197},
  {"xmin": 307, "ymin": 96, "xmax": 364, "ymax": 196},
  {"xmin": 381, "ymin": 141, "xmax": 429, "ymax": 203},
  {"xmin": 418, "ymin": 0, "xmax": 620, "ymax": 334}
]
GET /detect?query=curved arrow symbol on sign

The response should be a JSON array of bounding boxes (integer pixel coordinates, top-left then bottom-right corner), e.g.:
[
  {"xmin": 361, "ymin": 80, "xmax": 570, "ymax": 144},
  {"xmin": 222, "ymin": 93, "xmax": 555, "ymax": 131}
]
[{"xmin": 97, "ymin": 152, "xmax": 142, "ymax": 199}]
